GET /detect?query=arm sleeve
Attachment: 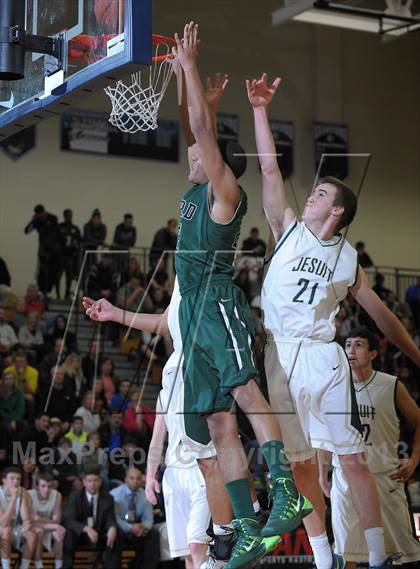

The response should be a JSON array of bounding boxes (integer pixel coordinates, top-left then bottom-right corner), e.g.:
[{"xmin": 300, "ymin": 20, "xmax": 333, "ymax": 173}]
[{"xmin": 63, "ymin": 493, "xmax": 85, "ymax": 535}]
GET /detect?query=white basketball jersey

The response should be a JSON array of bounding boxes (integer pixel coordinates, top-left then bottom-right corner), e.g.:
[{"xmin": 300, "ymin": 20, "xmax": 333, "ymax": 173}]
[
  {"xmin": 262, "ymin": 219, "xmax": 358, "ymax": 342},
  {"xmin": 168, "ymin": 277, "xmax": 182, "ymax": 353},
  {"xmin": 333, "ymin": 371, "xmax": 400, "ymax": 474},
  {"xmin": 159, "ymin": 351, "xmax": 196, "ymax": 469}
]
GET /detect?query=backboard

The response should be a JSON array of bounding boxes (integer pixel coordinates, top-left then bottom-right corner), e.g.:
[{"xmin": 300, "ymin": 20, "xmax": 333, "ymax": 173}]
[{"xmin": 0, "ymin": 0, "xmax": 151, "ymax": 139}]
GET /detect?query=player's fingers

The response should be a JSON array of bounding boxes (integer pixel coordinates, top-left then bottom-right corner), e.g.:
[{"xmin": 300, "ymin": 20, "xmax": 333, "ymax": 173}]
[
  {"xmin": 262, "ymin": 72, "xmax": 268, "ymax": 84},
  {"xmin": 206, "ymin": 76, "xmax": 211, "ymax": 90},
  {"xmin": 272, "ymin": 77, "xmax": 282, "ymax": 91},
  {"xmin": 221, "ymin": 75, "xmax": 229, "ymax": 91},
  {"xmin": 174, "ymin": 32, "xmax": 182, "ymax": 50}
]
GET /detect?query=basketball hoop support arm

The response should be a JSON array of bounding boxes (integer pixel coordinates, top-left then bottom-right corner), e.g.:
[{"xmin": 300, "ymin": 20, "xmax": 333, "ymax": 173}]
[{"xmin": 0, "ymin": 25, "xmax": 66, "ymax": 70}]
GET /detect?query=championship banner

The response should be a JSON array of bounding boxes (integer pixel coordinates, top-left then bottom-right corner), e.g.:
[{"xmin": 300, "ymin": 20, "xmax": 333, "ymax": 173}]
[
  {"xmin": 268, "ymin": 120, "xmax": 294, "ymax": 180},
  {"xmin": 61, "ymin": 109, "xmax": 179, "ymax": 162},
  {"xmin": 314, "ymin": 122, "xmax": 349, "ymax": 179},
  {"xmin": 1, "ymin": 126, "xmax": 36, "ymax": 160}
]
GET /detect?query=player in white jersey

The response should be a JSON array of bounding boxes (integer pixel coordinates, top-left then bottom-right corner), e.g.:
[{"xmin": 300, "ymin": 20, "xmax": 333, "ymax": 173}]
[
  {"xmin": 319, "ymin": 327, "xmax": 420, "ymax": 567},
  {"xmin": 28, "ymin": 471, "xmax": 65, "ymax": 569},
  {"xmin": 145, "ymin": 349, "xmax": 212, "ymax": 569},
  {"xmin": 247, "ymin": 73, "xmax": 420, "ymax": 569},
  {"xmin": 0, "ymin": 467, "xmax": 39, "ymax": 569}
]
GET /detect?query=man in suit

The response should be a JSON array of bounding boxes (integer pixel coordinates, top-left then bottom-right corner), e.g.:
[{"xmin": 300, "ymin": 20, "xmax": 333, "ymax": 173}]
[
  {"xmin": 62, "ymin": 467, "xmax": 121, "ymax": 569},
  {"xmin": 111, "ymin": 468, "xmax": 160, "ymax": 569}
]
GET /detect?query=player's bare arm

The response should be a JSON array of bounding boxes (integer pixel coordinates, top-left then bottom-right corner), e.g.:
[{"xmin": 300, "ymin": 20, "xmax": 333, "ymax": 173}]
[
  {"xmin": 173, "ymin": 53, "xmax": 228, "ymax": 147},
  {"xmin": 350, "ymin": 267, "xmax": 420, "ymax": 367},
  {"xmin": 175, "ymin": 21, "xmax": 240, "ymax": 222},
  {"xmin": 247, "ymin": 73, "xmax": 295, "ymax": 241},
  {"xmin": 390, "ymin": 382, "xmax": 420, "ymax": 482},
  {"xmin": 82, "ymin": 296, "xmax": 169, "ymax": 335},
  {"xmin": 0, "ymin": 487, "xmax": 19, "ymax": 526},
  {"xmin": 145, "ymin": 398, "xmax": 167, "ymax": 505}
]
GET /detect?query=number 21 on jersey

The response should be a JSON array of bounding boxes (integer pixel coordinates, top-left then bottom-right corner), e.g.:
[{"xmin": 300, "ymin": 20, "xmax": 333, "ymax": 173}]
[{"xmin": 292, "ymin": 278, "xmax": 319, "ymax": 304}]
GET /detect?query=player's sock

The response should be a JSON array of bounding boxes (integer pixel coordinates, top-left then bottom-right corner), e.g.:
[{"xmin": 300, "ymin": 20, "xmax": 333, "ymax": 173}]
[
  {"xmin": 364, "ymin": 527, "xmax": 387, "ymax": 567},
  {"xmin": 213, "ymin": 523, "xmax": 233, "ymax": 535},
  {"xmin": 35, "ymin": 560, "xmax": 43, "ymax": 569},
  {"xmin": 261, "ymin": 440, "xmax": 291, "ymax": 479},
  {"xmin": 54, "ymin": 561, "xmax": 63, "ymax": 569},
  {"xmin": 253, "ymin": 499, "xmax": 261, "ymax": 514},
  {"xmin": 20, "ymin": 559, "xmax": 31, "ymax": 569},
  {"xmin": 1, "ymin": 559, "xmax": 10, "ymax": 569},
  {"xmin": 308, "ymin": 532, "xmax": 333, "ymax": 569},
  {"xmin": 225, "ymin": 478, "xmax": 258, "ymax": 521}
]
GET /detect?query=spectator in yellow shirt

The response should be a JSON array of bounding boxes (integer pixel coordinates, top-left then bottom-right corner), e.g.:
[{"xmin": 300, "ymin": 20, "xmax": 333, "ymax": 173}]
[{"xmin": 5, "ymin": 350, "xmax": 38, "ymax": 420}]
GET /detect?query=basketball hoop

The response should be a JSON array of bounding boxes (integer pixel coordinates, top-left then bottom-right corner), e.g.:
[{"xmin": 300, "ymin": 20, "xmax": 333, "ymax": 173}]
[{"xmin": 104, "ymin": 34, "xmax": 176, "ymax": 133}]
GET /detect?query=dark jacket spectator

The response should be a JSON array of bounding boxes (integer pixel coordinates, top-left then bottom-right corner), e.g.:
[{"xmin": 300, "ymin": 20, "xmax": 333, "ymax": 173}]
[
  {"xmin": 82, "ymin": 209, "xmax": 107, "ymax": 250},
  {"xmin": 81, "ymin": 340, "xmax": 101, "ymax": 386},
  {"xmin": 58, "ymin": 209, "xmax": 82, "ymax": 298},
  {"xmin": 39, "ymin": 338, "xmax": 67, "ymax": 387},
  {"xmin": 113, "ymin": 214, "xmax": 137, "ymax": 249},
  {"xmin": 372, "ymin": 273, "xmax": 390, "ymax": 301},
  {"xmin": 24, "ymin": 205, "xmax": 62, "ymax": 294},
  {"xmin": 86, "ymin": 255, "xmax": 118, "ymax": 302},
  {"xmin": 52, "ymin": 437, "xmax": 81, "ymax": 496},
  {"xmin": 355, "ymin": 241, "xmax": 374, "ymax": 269},
  {"xmin": 242, "ymin": 227, "xmax": 266, "ymax": 256},
  {"xmin": 39, "ymin": 367, "xmax": 76, "ymax": 426},
  {"xmin": 49, "ymin": 314, "xmax": 78, "ymax": 354},
  {"xmin": 149, "ymin": 218, "xmax": 178, "ymax": 268},
  {"xmin": 0, "ymin": 257, "xmax": 11, "ymax": 287},
  {"xmin": 63, "ymin": 473, "xmax": 120, "ymax": 569}
]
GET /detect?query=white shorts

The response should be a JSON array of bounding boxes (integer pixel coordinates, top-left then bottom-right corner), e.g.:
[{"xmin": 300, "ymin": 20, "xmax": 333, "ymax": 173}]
[
  {"xmin": 265, "ymin": 337, "xmax": 364, "ymax": 461},
  {"xmin": 162, "ymin": 465, "xmax": 211, "ymax": 558},
  {"xmin": 0, "ymin": 525, "xmax": 24, "ymax": 551},
  {"xmin": 162, "ymin": 354, "xmax": 217, "ymax": 466},
  {"xmin": 331, "ymin": 466, "xmax": 420, "ymax": 563}
]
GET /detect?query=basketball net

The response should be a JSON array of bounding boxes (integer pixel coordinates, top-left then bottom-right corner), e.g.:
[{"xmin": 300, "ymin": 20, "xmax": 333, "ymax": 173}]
[{"xmin": 104, "ymin": 36, "xmax": 175, "ymax": 133}]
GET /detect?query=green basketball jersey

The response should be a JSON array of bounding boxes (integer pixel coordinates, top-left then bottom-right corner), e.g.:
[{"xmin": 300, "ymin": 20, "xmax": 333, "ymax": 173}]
[{"xmin": 175, "ymin": 183, "xmax": 247, "ymax": 294}]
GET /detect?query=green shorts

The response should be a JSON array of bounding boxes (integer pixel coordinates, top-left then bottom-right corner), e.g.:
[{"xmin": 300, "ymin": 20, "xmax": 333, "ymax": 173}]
[{"xmin": 179, "ymin": 281, "xmax": 259, "ymax": 445}]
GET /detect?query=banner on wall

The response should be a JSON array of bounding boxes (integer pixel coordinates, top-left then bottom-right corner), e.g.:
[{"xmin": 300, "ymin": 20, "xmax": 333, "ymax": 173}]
[
  {"xmin": 268, "ymin": 120, "xmax": 294, "ymax": 180},
  {"xmin": 1, "ymin": 126, "xmax": 36, "ymax": 160},
  {"xmin": 217, "ymin": 113, "xmax": 239, "ymax": 142},
  {"xmin": 61, "ymin": 109, "xmax": 179, "ymax": 162},
  {"xmin": 314, "ymin": 122, "xmax": 348, "ymax": 179}
]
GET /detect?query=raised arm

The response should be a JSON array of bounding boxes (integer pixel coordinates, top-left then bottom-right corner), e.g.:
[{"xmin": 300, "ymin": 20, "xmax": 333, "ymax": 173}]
[
  {"xmin": 175, "ymin": 22, "xmax": 240, "ymax": 222},
  {"xmin": 145, "ymin": 397, "xmax": 167, "ymax": 505},
  {"xmin": 83, "ymin": 297, "xmax": 169, "ymax": 335},
  {"xmin": 247, "ymin": 73, "xmax": 295, "ymax": 241},
  {"xmin": 350, "ymin": 267, "xmax": 420, "ymax": 367}
]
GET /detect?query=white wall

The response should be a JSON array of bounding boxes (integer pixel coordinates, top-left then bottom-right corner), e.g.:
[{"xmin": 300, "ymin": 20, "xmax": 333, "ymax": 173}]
[{"xmin": 1, "ymin": 0, "xmax": 419, "ymax": 294}]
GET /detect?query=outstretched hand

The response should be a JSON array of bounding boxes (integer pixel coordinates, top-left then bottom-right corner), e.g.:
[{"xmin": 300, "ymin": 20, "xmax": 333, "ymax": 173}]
[
  {"xmin": 205, "ymin": 73, "xmax": 229, "ymax": 110},
  {"xmin": 174, "ymin": 21, "xmax": 200, "ymax": 71},
  {"xmin": 82, "ymin": 297, "xmax": 116, "ymax": 323},
  {"xmin": 246, "ymin": 73, "xmax": 282, "ymax": 108}
]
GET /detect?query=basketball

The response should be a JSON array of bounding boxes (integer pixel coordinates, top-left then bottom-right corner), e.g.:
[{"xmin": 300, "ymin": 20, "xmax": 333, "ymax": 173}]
[{"xmin": 94, "ymin": 0, "xmax": 125, "ymax": 32}]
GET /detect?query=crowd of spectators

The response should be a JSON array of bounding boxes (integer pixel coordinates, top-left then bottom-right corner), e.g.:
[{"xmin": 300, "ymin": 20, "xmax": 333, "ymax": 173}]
[
  {"xmin": 0, "ymin": 217, "xmax": 419, "ymax": 567},
  {"xmin": 22, "ymin": 204, "xmax": 179, "ymax": 301}
]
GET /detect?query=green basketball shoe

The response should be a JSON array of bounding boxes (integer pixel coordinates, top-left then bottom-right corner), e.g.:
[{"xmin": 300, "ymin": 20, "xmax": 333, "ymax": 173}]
[
  {"xmin": 261, "ymin": 476, "xmax": 313, "ymax": 537},
  {"xmin": 224, "ymin": 518, "xmax": 280, "ymax": 569}
]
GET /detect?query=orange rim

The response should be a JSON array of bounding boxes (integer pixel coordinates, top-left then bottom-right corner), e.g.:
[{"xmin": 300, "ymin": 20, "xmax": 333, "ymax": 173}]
[{"xmin": 152, "ymin": 34, "xmax": 176, "ymax": 62}]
